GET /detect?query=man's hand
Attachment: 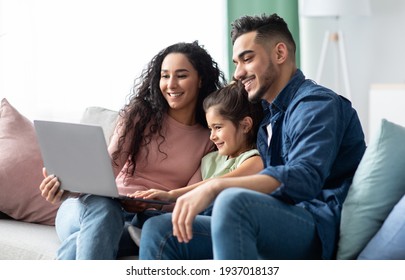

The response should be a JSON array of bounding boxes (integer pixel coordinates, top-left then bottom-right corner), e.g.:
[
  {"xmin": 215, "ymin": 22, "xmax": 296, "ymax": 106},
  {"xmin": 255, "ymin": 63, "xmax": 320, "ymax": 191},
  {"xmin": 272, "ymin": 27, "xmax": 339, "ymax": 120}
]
[{"xmin": 171, "ymin": 180, "xmax": 218, "ymax": 243}]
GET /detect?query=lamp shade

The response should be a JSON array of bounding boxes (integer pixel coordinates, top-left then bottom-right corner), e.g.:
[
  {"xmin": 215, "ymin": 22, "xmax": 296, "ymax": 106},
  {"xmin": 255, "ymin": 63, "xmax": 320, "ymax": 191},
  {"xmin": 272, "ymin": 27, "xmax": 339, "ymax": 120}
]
[{"xmin": 300, "ymin": 0, "xmax": 371, "ymax": 17}]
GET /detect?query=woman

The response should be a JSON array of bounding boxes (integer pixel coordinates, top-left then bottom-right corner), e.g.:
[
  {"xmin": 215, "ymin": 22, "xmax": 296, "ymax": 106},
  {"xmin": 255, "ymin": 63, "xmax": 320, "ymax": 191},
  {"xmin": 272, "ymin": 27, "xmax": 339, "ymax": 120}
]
[{"xmin": 39, "ymin": 41, "xmax": 226, "ymax": 259}]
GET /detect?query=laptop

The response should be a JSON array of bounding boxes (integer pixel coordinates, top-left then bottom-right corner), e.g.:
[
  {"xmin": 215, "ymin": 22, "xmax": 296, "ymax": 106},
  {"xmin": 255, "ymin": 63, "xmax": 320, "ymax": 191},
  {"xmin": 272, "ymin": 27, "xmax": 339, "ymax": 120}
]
[{"xmin": 33, "ymin": 120, "xmax": 170, "ymax": 205}]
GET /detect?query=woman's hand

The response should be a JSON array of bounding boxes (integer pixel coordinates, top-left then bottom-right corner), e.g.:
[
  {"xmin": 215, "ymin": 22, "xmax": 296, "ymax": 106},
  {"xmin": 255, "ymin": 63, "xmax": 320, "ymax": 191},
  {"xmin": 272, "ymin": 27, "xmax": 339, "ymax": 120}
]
[
  {"xmin": 39, "ymin": 167, "xmax": 64, "ymax": 204},
  {"xmin": 171, "ymin": 180, "xmax": 219, "ymax": 243}
]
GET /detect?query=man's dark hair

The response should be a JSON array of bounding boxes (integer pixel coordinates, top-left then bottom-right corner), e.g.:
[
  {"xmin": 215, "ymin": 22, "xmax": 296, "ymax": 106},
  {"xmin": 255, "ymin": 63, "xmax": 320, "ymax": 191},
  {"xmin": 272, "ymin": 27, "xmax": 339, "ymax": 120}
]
[{"xmin": 231, "ymin": 13, "xmax": 296, "ymax": 55}]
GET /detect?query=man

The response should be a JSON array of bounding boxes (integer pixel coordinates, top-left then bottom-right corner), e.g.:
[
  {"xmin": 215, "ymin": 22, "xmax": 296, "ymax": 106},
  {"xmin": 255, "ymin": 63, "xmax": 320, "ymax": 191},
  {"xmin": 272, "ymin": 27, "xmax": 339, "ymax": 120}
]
[{"xmin": 139, "ymin": 13, "xmax": 366, "ymax": 260}]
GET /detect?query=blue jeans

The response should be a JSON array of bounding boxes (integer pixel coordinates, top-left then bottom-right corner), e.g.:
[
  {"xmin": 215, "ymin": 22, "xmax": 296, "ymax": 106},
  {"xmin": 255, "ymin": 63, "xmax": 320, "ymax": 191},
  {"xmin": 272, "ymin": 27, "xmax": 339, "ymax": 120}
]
[
  {"xmin": 56, "ymin": 194, "xmax": 165, "ymax": 259},
  {"xmin": 358, "ymin": 195, "xmax": 405, "ymax": 260},
  {"xmin": 56, "ymin": 194, "xmax": 126, "ymax": 259},
  {"xmin": 139, "ymin": 188, "xmax": 322, "ymax": 260}
]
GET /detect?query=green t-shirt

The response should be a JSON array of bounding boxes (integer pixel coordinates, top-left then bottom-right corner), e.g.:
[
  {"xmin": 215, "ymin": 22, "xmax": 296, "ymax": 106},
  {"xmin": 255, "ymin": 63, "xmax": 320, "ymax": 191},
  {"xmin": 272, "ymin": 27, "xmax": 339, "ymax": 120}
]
[{"xmin": 201, "ymin": 149, "xmax": 260, "ymax": 180}]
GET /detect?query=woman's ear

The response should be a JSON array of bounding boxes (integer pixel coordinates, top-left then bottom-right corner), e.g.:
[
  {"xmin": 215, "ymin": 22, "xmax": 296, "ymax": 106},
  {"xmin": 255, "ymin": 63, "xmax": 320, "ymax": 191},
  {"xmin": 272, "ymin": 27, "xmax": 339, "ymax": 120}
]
[{"xmin": 240, "ymin": 116, "xmax": 253, "ymax": 133}]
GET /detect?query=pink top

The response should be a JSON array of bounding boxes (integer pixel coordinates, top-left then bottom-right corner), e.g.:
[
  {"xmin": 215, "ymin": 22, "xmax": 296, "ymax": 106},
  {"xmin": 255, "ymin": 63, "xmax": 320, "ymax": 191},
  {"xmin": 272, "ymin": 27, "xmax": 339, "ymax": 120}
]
[{"xmin": 108, "ymin": 114, "xmax": 214, "ymax": 195}]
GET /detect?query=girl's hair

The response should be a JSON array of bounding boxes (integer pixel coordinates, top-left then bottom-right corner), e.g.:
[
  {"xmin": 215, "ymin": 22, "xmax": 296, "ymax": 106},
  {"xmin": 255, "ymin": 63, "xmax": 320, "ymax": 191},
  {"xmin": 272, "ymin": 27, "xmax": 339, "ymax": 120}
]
[
  {"xmin": 113, "ymin": 41, "xmax": 227, "ymax": 176},
  {"xmin": 203, "ymin": 81, "xmax": 263, "ymax": 149}
]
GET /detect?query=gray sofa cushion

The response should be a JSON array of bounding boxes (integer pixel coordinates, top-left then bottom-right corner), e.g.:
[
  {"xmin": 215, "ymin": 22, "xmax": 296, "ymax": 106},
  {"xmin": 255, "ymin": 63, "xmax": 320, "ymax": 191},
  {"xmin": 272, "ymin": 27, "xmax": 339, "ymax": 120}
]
[
  {"xmin": 80, "ymin": 106, "xmax": 119, "ymax": 144},
  {"xmin": 0, "ymin": 217, "xmax": 138, "ymax": 260},
  {"xmin": 0, "ymin": 219, "xmax": 59, "ymax": 260}
]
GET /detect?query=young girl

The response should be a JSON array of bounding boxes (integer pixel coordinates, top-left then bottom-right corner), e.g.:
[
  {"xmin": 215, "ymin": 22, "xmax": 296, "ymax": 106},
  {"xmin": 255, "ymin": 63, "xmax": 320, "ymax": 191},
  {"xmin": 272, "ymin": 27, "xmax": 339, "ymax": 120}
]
[
  {"xmin": 131, "ymin": 81, "xmax": 264, "ymax": 247},
  {"xmin": 39, "ymin": 41, "xmax": 226, "ymax": 259},
  {"xmin": 134, "ymin": 81, "xmax": 263, "ymax": 203}
]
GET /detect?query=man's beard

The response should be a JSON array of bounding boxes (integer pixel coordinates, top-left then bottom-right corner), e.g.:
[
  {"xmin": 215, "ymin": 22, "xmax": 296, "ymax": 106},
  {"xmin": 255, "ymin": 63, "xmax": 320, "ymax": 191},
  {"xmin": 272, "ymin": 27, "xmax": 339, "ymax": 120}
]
[
  {"xmin": 249, "ymin": 86, "xmax": 267, "ymax": 103},
  {"xmin": 248, "ymin": 60, "xmax": 275, "ymax": 103}
]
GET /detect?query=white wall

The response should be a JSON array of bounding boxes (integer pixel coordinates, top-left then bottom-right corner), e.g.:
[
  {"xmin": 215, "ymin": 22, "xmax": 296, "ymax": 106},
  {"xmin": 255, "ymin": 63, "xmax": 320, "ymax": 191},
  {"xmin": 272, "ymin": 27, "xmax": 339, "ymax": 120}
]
[
  {"xmin": 0, "ymin": 0, "xmax": 228, "ymax": 122},
  {"xmin": 4, "ymin": 0, "xmax": 403, "ymax": 141},
  {"xmin": 299, "ymin": 0, "xmax": 405, "ymax": 142}
]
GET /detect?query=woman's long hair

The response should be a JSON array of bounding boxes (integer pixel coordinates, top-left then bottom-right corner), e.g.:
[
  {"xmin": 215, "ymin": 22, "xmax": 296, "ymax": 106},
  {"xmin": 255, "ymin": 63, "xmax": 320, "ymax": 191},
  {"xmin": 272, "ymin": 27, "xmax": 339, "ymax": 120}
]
[{"xmin": 112, "ymin": 41, "xmax": 226, "ymax": 176}]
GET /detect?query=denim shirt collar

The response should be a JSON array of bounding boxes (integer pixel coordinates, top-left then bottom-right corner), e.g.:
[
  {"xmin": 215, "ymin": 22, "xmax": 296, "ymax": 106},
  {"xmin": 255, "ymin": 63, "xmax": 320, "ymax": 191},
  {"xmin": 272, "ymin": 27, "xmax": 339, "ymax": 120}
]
[
  {"xmin": 258, "ymin": 68, "xmax": 307, "ymax": 169},
  {"xmin": 268, "ymin": 69, "xmax": 306, "ymax": 114}
]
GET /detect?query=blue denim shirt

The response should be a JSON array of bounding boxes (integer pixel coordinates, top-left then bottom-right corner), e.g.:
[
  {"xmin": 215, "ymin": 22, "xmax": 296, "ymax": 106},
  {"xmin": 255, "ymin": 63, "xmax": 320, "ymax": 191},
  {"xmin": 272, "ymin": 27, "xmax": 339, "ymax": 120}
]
[{"xmin": 258, "ymin": 69, "xmax": 366, "ymax": 259}]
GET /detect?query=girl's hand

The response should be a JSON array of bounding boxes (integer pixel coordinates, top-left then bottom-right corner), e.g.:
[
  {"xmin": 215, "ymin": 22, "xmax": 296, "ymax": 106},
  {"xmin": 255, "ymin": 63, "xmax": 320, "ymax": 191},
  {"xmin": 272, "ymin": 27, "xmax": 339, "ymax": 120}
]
[
  {"xmin": 39, "ymin": 167, "xmax": 64, "ymax": 204},
  {"xmin": 171, "ymin": 180, "xmax": 218, "ymax": 243},
  {"xmin": 130, "ymin": 189, "xmax": 174, "ymax": 202}
]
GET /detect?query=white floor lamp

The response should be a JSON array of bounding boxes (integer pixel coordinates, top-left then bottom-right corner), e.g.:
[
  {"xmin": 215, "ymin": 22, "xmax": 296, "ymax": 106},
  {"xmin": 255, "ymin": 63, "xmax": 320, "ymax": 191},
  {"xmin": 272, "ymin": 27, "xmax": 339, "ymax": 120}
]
[{"xmin": 300, "ymin": 0, "xmax": 371, "ymax": 100}]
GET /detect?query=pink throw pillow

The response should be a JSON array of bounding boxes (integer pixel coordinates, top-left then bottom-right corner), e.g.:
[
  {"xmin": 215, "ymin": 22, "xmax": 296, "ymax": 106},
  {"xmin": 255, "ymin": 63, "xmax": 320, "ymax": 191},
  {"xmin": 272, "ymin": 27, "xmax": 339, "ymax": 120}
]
[{"xmin": 0, "ymin": 98, "xmax": 59, "ymax": 225}]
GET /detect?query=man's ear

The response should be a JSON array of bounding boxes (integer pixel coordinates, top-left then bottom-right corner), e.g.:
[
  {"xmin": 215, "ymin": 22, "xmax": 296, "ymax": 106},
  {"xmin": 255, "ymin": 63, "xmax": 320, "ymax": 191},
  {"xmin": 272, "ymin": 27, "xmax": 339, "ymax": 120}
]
[
  {"xmin": 240, "ymin": 116, "xmax": 253, "ymax": 133},
  {"xmin": 274, "ymin": 42, "xmax": 288, "ymax": 64}
]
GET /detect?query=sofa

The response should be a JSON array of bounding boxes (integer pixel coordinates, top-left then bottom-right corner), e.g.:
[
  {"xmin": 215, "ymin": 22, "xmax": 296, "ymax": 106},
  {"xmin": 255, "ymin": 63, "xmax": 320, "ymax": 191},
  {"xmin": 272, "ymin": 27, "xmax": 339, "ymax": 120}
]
[
  {"xmin": 0, "ymin": 98, "xmax": 125, "ymax": 259},
  {"xmin": 2, "ymin": 96, "xmax": 405, "ymax": 260}
]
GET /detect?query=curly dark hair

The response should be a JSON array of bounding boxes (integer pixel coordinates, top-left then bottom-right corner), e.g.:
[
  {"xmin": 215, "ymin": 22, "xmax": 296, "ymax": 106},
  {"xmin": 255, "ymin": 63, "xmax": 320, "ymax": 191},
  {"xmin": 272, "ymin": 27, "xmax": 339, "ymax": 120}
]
[
  {"xmin": 203, "ymin": 81, "xmax": 263, "ymax": 149},
  {"xmin": 112, "ymin": 41, "xmax": 226, "ymax": 176},
  {"xmin": 231, "ymin": 13, "xmax": 296, "ymax": 56}
]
